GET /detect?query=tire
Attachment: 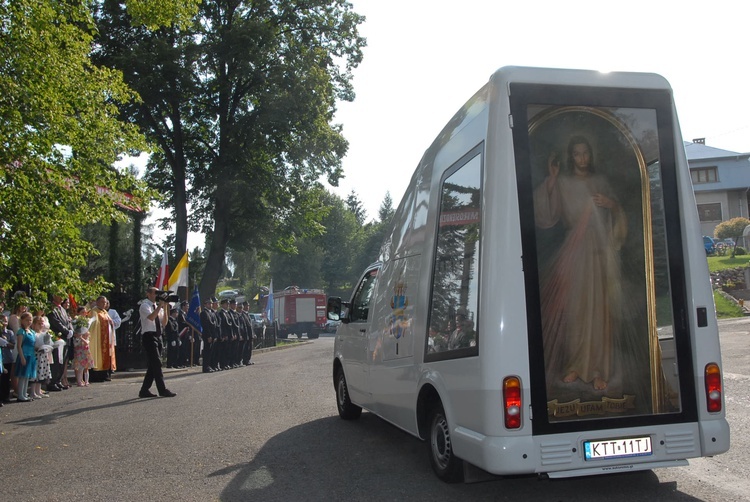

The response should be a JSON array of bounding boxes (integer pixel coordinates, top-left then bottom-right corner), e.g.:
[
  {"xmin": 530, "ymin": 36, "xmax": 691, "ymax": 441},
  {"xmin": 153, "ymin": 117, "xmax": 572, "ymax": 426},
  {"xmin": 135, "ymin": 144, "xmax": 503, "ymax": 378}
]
[
  {"xmin": 428, "ymin": 403, "xmax": 464, "ymax": 483},
  {"xmin": 335, "ymin": 369, "xmax": 362, "ymax": 420}
]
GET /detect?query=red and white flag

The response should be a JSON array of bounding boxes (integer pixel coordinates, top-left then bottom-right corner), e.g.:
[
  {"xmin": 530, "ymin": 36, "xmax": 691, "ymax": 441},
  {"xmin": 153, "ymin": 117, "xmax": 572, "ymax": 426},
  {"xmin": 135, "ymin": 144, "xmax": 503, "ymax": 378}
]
[{"xmin": 155, "ymin": 253, "xmax": 169, "ymax": 290}]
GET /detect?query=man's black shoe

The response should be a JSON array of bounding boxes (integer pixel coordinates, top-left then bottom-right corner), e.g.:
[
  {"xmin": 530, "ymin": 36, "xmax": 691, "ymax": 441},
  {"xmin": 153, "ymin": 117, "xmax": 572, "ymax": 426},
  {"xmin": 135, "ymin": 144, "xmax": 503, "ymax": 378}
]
[
  {"xmin": 159, "ymin": 390, "xmax": 177, "ymax": 398},
  {"xmin": 139, "ymin": 390, "xmax": 157, "ymax": 398}
]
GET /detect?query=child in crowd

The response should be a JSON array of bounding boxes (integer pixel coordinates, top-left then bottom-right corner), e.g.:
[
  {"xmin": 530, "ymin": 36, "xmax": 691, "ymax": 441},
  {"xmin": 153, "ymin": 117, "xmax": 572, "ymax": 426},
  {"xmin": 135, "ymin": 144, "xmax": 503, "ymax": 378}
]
[
  {"xmin": 14, "ymin": 312, "xmax": 37, "ymax": 402},
  {"xmin": 0, "ymin": 314, "xmax": 16, "ymax": 403},
  {"xmin": 73, "ymin": 325, "xmax": 94, "ymax": 387},
  {"xmin": 31, "ymin": 316, "xmax": 52, "ymax": 399}
]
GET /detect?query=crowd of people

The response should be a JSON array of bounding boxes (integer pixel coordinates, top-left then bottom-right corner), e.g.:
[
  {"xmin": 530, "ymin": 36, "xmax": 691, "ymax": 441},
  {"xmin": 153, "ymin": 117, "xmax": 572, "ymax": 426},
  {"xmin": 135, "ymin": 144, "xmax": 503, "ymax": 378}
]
[
  {"xmin": 0, "ymin": 289, "xmax": 124, "ymax": 405},
  {"xmin": 0, "ymin": 286, "xmax": 263, "ymax": 404}
]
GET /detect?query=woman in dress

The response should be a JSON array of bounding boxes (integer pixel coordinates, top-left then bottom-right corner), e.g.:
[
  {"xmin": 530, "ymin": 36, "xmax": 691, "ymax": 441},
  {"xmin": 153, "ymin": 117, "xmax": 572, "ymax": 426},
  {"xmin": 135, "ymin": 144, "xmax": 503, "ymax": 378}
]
[
  {"xmin": 14, "ymin": 312, "xmax": 37, "ymax": 402},
  {"xmin": 30, "ymin": 316, "xmax": 52, "ymax": 399}
]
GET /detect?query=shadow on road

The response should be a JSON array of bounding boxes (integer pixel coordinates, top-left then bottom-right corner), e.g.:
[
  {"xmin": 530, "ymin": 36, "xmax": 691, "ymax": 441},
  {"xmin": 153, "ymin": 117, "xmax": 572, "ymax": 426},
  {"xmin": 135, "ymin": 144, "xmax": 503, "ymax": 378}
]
[
  {"xmin": 210, "ymin": 413, "xmax": 703, "ymax": 502},
  {"xmin": 6, "ymin": 397, "xmax": 151, "ymax": 426}
]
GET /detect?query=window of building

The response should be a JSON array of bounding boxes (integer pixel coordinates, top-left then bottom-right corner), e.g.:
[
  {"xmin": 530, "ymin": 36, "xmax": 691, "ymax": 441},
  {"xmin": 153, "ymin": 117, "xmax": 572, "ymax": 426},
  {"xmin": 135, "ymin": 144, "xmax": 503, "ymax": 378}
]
[
  {"xmin": 698, "ymin": 203, "xmax": 722, "ymax": 222},
  {"xmin": 690, "ymin": 167, "xmax": 718, "ymax": 184}
]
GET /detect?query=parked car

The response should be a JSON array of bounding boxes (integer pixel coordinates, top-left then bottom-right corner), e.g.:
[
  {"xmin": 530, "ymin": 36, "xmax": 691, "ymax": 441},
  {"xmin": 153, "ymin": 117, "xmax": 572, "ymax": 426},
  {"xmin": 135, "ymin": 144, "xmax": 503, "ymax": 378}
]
[
  {"xmin": 703, "ymin": 236, "xmax": 716, "ymax": 255},
  {"xmin": 218, "ymin": 289, "xmax": 242, "ymax": 299},
  {"xmin": 248, "ymin": 313, "xmax": 265, "ymax": 330}
]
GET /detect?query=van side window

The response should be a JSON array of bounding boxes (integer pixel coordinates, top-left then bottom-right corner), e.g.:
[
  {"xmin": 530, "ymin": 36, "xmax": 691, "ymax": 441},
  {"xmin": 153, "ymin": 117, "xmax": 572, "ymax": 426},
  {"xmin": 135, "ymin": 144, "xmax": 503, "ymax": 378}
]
[
  {"xmin": 351, "ymin": 268, "xmax": 379, "ymax": 322},
  {"xmin": 427, "ymin": 152, "xmax": 482, "ymax": 357}
]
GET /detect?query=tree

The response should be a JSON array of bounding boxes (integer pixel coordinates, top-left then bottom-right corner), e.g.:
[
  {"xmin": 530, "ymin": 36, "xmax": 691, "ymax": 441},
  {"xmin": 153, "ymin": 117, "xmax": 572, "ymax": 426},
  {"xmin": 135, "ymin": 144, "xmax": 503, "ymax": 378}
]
[
  {"xmin": 346, "ymin": 190, "xmax": 367, "ymax": 226},
  {"xmin": 0, "ymin": 0, "xmax": 166, "ymax": 301},
  {"xmin": 714, "ymin": 217, "xmax": 750, "ymax": 257},
  {"xmin": 378, "ymin": 191, "xmax": 395, "ymax": 224},
  {"xmin": 93, "ymin": 0, "xmax": 366, "ymax": 303}
]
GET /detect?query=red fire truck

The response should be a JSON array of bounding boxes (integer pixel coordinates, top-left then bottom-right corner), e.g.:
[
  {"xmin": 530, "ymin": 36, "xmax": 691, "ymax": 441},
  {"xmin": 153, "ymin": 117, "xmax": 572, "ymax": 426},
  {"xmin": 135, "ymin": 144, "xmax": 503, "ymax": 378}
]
[{"xmin": 273, "ymin": 286, "xmax": 327, "ymax": 339}]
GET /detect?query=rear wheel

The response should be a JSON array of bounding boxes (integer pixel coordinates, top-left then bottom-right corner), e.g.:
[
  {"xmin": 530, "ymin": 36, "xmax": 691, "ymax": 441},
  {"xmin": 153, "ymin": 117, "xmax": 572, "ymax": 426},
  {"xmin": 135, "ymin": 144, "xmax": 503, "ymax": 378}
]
[
  {"xmin": 335, "ymin": 369, "xmax": 362, "ymax": 420},
  {"xmin": 428, "ymin": 403, "xmax": 464, "ymax": 483}
]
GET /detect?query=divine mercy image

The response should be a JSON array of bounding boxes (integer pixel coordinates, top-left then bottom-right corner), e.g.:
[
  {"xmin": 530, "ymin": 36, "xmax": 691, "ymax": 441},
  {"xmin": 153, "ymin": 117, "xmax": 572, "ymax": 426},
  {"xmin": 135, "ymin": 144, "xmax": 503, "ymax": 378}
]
[{"xmin": 528, "ymin": 106, "xmax": 674, "ymax": 420}]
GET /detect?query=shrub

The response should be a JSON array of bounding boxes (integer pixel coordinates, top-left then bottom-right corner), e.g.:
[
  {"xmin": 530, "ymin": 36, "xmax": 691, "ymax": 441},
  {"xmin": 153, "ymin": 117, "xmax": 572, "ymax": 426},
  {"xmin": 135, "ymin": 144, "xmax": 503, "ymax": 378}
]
[{"xmin": 735, "ymin": 247, "xmax": 747, "ymax": 256}]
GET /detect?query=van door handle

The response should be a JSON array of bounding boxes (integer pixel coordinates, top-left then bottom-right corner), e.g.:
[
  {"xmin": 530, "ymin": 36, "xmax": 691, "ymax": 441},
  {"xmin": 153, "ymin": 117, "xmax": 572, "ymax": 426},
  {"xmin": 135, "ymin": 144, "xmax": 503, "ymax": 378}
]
[{"xmin": 359, "ymin": 329, "xmax": 366, "ymax": 334}]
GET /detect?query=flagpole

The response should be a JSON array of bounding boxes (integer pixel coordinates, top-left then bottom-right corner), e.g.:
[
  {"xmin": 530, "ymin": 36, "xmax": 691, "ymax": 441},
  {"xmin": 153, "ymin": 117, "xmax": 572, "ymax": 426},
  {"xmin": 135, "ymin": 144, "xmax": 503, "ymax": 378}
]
[{"xmin": 190, "ymin": 326, "xmax": 196, "ymax": 367}]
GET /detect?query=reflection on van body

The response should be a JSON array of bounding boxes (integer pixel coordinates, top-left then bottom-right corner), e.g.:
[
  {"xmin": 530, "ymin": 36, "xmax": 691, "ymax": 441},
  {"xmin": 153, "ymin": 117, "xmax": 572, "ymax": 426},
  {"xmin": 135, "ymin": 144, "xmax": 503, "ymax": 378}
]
[{"xmin": 329, "ymin": 67, "xmax": 729, "ymax": 482}]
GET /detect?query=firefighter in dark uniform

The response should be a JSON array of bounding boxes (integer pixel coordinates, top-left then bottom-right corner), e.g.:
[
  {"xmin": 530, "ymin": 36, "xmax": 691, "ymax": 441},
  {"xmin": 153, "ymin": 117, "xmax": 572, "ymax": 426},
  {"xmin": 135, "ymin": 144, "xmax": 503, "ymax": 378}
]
[
  {"xmin": 229, "ymin": 299, "xmax": 244, "ymax": 367},
  {"xmin": 238, "ymin": 301, "xmax": 252, "ymax": 366},
  {"xmin": 210, "ymin": 297, "xmax": 222, "ymax": 370},
  {"xmin": 165, "ymin": 307, "xmax": 181, "ymax": 368},
  {"xmin": 199, "ymin": 298, "xmax": 215, "ymax": 373},
  {"xmin": 218, "ymin": 298, "xmax": 236, "ymax": 370},
  {"xmin": 241, "ymin": 301, "xmax": 256, "ymax": 365},
  {"xmin": 177, "ymin": 300, "xmax": 191, "ymax": 367}
]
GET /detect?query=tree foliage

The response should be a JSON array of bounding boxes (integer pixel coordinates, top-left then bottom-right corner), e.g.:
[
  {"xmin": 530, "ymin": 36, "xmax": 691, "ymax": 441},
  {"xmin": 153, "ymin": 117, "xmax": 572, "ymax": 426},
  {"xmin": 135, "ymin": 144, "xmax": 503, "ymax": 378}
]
[
  {"xmin": 0, "ymin": 0, "xmax": 161, "ymax": 301},
  {"xmin": 93, "ymin": 0, "xmax": 366, "ymax": 302},
  {"xmin": 714, "ymin": 217, "xmax": 750, "ymax": 257}
]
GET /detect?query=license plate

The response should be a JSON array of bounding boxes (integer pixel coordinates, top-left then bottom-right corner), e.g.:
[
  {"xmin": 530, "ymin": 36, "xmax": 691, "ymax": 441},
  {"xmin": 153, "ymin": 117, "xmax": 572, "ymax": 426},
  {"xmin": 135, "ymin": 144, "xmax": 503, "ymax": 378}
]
[{"xmin": 583, "ymin": 436, "xmax": 653, "ymax": 461}]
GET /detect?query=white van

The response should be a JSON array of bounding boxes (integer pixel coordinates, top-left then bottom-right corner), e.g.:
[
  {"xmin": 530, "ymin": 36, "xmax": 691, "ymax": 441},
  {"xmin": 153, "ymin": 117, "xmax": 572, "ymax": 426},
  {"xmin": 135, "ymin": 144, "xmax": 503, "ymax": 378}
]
[{"xmin": 327, "ymin": 66, "xmax": 729, "ymax": 482}]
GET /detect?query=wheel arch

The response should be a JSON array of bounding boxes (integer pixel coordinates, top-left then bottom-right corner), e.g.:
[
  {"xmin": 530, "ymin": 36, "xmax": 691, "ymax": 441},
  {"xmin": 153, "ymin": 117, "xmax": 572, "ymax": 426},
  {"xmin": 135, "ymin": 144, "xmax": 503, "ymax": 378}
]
[
  {"xmin": 333, "ymin": 357, "xmax": 344, "ymax": 389},
  {"xmin": 417, "ymin": 382, "xmax": 443, "ymax": 440}
]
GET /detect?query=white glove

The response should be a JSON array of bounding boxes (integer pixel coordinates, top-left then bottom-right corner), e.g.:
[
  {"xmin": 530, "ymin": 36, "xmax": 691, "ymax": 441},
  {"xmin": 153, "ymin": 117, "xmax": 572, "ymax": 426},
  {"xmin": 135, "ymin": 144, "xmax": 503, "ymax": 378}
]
[
  {"xmin": 171, "ymin": 341, "xmax": 176, "ymax": 347},
  {"xmin": 67, "ymin": 329, "xmax": 73, "ymax": 340}
]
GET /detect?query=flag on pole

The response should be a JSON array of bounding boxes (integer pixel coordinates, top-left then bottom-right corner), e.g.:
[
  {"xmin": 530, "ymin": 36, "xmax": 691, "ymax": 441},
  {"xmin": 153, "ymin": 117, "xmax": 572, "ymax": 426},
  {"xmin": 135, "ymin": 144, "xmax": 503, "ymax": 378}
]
[
  {"xmin": 68, "ymin": 293, "xmax": 78, "ymax": 312},
  {"xmin": 168, "ymin": 252, "xmax": 189, "ymax": 291},
  {"xmin": 155, "ymin": 252, "xmax": 169, "ymax": 290},
  {"xmin": 265, "ymin": 279, "xmax": 274, "ymax": 322},
  {"xmin": 186, "ymin": 285, "xmax": 202, "ymax": 333}
]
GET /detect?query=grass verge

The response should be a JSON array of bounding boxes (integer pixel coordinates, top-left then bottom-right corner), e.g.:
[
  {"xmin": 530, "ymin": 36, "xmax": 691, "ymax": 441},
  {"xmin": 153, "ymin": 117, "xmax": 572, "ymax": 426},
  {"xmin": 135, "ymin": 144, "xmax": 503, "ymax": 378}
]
[
  {"xmin": 707, "ymin": 255, "xmax": 749, "ymax": 273},
  {"xmin": 714, "ymin": 289, "xmax": 745, "ymax": 318}
]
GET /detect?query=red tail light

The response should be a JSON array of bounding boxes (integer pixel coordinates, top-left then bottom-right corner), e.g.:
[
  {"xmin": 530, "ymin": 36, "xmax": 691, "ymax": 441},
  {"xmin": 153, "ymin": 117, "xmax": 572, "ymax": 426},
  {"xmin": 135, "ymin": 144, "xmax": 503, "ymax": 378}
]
[
  {"xmin": 705, "ymin": 363, "xmax": 722, "ymax": 413},
  {"xmin": 503, "ymin": 376, "xmax": 522, "ymax": 429}
]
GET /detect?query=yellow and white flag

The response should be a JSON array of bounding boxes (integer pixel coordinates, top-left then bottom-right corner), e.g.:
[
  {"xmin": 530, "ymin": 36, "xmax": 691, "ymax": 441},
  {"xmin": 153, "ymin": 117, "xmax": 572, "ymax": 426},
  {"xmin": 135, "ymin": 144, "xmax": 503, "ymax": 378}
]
[{"xmin": 168, "ymin": 252, "xmax": 189, "ymax": 291}]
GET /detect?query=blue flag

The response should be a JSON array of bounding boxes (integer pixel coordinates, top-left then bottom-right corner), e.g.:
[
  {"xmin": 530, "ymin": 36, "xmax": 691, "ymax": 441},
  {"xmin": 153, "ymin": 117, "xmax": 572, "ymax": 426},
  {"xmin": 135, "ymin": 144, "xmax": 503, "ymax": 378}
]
[
  {"xmin": 265, "ymin": 279, "xmax": 274, "ymax": 323},
  {"xmin": 186, "ymin": 285, "xmax": 202, "ymax": 333}
]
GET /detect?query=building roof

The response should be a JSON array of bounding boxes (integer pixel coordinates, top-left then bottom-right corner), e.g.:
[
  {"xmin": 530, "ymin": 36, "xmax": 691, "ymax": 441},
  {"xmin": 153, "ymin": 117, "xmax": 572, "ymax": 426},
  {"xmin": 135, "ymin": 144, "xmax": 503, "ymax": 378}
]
[{"xmin": 684, "ymin": 141, "xmax": 749, "ymax": 161}]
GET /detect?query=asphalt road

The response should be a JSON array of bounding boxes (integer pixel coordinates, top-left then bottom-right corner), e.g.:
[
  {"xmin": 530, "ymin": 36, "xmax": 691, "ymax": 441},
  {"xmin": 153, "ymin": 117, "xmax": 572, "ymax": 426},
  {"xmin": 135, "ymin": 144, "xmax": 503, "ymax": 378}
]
[{"xmin": 2, "ymin": 323, "xmax": 750, "ymax": 502}]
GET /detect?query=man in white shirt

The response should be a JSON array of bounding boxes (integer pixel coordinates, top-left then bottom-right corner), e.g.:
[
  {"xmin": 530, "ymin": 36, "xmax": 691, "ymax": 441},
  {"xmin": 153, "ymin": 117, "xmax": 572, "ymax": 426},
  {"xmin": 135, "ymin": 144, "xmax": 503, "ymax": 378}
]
[{"xmin": 138, "ymin": 287, "xmax": 176, "ymax": 398}]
